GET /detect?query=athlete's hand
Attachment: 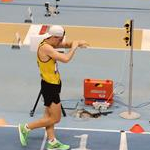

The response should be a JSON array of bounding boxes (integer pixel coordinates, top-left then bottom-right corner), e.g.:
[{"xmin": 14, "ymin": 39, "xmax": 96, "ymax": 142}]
[
  {"xmin": 78, "ymin": 40, "xmax": 89, "ymax": 48},
  {"xmin": 72, "ymin": 40, "xmax": 80, "ymax": 50}
]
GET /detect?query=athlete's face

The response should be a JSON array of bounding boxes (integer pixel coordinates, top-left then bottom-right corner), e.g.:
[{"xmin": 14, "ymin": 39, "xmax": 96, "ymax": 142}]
[
  {"xmin": 53, "ymin": 36, "xmax": 64, "ymax": 44},
  {"xmin": 53, "ymin": 31, "xmax": 65, "ymax": 45}
]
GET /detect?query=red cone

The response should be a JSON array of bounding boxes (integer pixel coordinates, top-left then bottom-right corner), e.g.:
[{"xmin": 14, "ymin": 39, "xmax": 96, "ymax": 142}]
[
  {"xmin": 1, "ymin": 0, "xmax": 13, "ymax": 2},
  {"xmin": 130, "ymin": 124, "xmax": 145, "ymax": 133}
]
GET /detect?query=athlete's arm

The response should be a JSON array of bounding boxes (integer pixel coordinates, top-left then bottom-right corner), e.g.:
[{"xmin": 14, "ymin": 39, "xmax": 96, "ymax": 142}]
[
  {"xmin": 58, "ymin": 40, "xmax": 88, "ymax": 48},
  {"xmin": 40, "ymin": 41, "xmax": 79, "ymax": 63}
]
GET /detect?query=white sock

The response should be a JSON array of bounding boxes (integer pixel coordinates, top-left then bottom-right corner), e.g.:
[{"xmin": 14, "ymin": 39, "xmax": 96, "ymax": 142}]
[
  {"xmin": 48, "ymin": 138, "xmax": 57, "ymax": 144},
  {"xmin": 25, "ymin": 124, "xmax": 31, "ymax": 132}
]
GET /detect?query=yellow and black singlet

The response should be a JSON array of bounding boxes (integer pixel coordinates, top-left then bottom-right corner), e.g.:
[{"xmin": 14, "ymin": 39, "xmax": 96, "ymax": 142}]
[{"xmin": 37, "ymin": 41, "xmax": 60, "ymax": 85}]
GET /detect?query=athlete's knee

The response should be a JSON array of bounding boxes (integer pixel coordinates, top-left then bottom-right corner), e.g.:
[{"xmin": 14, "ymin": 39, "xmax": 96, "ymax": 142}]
[
  {"xmin": 46, "ymin": 116, "xmax": 61, "ymax": 125},
  {"xmin": 51, "ymin": 115, "xmax": 61, "ymax": 124},
  {"xmin": 54, "ymin": 116, "xmax": 61, "ymax": 123}
]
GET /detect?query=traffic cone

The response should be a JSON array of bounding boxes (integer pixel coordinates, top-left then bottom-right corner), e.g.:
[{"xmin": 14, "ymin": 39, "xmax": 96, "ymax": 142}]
[
  {"xmin": 0, "ymin": 118, "xmax": 7, "ymax": 126},
  {"xmin": 129, "ymin": 124, "xmax": 145, "ymax": 133},
  {"xmin": 1, "ymin": 0, "xmax": 13, "ymax": 2}
]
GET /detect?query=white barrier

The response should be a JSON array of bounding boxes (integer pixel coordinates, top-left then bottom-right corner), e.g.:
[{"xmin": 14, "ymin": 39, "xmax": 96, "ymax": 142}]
[
  {"xmin": 11, "ymin": 32, "xmax": 22, "ymax": 49},
  {"xmin": 141, "ymin": 29, "xmax": 150, "ymax": 51},
  {"xmin": 24, "ymin": 7, "xmax": 33, "ymax": 23},
  {"xmin": 30, "ymin": 34, "xmax": 48, "ymax": 52}
]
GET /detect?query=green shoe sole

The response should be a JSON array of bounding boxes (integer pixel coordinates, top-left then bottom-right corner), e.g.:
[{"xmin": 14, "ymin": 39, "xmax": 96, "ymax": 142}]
[{"xmin": 18, "ymin": 124, "xmax": 27, "ymax": 146}]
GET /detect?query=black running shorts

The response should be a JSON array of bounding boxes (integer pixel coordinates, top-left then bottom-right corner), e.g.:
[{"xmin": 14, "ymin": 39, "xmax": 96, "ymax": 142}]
[{"xmin": 41, "ymin": 79, "xmax": 61, "ymax": 106}]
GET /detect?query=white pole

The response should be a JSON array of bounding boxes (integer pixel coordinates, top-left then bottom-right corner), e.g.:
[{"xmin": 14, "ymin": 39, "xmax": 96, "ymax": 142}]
[
  {"xmin": 119, "ymin": 19, "xmax": 140, "ymax": 119},
  {"xmin": 128, "ymin": 19, "xmax": 133, "ymax": 114}
]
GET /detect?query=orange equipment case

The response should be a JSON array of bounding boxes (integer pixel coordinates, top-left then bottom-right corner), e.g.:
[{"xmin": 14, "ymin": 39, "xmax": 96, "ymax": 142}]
[{"xmin": 84, "ymin": 79, "xmax": 113, "ymax": 105}]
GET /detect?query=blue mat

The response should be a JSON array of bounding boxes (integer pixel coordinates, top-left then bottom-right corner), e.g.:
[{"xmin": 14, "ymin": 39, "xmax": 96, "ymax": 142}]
[
  {"xmin": 0, "ymin": 126, "xmax": 45, "ymax": 150},
  {"xmin": 1, "ymin": 126, "xmax": 150, "ymax": 150}
]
